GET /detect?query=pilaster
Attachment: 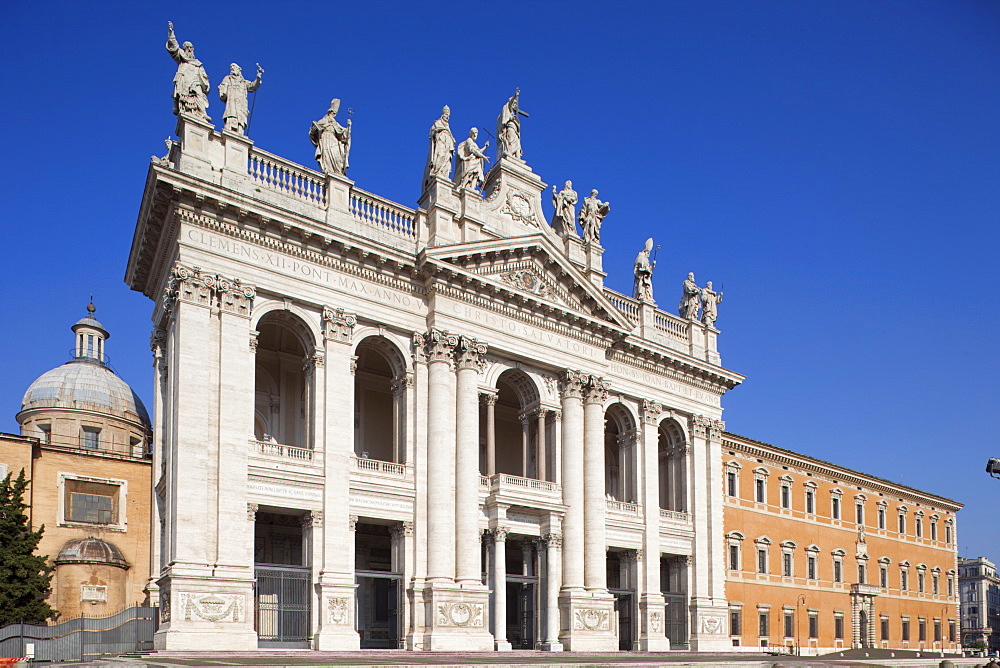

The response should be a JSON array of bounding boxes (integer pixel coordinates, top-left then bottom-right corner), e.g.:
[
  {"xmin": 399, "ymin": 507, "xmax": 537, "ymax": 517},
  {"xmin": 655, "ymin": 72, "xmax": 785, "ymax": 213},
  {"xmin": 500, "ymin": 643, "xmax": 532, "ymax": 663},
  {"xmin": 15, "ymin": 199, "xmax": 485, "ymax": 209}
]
[{"xmin": 638, "ymin": 400, "xmax": 670, "ymax": 651}]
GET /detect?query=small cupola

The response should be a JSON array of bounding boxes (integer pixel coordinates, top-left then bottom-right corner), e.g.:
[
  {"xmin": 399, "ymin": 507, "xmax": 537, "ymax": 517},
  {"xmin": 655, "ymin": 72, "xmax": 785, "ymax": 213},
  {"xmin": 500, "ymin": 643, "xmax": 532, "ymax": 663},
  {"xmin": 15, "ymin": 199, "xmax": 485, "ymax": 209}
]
[{"xmin": 71, "ymin": 301, "xmax": 110, "ymax": 364}]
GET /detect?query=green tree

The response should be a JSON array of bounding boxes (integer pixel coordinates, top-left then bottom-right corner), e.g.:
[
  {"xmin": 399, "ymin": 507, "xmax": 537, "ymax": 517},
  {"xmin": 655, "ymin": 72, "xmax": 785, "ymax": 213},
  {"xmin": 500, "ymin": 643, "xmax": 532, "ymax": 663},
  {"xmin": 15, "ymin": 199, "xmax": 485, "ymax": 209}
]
[{"xmin": 0, "ymin": 469, "xmax": 56, "ymax": 625}]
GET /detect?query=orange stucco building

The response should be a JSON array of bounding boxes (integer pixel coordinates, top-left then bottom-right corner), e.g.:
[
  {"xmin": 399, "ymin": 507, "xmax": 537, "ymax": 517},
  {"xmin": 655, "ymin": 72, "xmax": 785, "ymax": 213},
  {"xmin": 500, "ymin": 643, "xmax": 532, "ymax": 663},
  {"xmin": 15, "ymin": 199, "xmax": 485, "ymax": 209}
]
[{"xmin": 722, "ymin": 432, "xmax": 960, "ymax": 655}]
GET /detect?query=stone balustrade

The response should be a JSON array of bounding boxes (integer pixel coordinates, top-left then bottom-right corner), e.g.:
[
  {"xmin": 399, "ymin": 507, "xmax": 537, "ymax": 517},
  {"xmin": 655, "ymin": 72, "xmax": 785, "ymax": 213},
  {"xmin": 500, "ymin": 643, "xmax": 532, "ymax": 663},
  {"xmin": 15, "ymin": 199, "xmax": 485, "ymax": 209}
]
[
  {"xmin": 606, "ymin": 499, "xmax": 642, "ymax": 516},
  {"xmin": 653, "ymin": 310, "xmax": 690, "ymax": 342},
  {"xmin": 604, "ymin": 290, "xmax": 640, "ymax": 322},
  {"xmin": 349, "ymin": 188, "xmax": 415, "ymax": 238},
  {"xmin": 354, "ymin": 456, "xmax": 406, "ymax": 477},
  {"xmin": 248, "ymin": 148, "xmax": 327, "ymax": 207},
  {"xmin": 249, "ymin": 439, "xmax": 314, "ymax": 461},
  {"xmin": 659, "ymin": 508, "xmax": 691, "ymax": 522}
]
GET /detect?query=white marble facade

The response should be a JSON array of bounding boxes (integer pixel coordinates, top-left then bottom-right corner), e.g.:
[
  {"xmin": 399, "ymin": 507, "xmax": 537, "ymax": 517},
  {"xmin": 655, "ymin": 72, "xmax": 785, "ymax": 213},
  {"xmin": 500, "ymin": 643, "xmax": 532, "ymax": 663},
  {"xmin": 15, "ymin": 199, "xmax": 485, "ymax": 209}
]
[{"xmin": 126, "ymin": 111, "xmax": 743, "ymax": 652}]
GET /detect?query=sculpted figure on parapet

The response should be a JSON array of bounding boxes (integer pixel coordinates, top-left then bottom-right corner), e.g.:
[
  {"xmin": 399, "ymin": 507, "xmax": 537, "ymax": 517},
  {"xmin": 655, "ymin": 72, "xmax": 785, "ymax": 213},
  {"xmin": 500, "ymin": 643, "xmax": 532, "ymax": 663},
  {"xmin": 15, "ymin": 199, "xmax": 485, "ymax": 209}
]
[
  {"xmin": 700, "ymin": 281, "xmax": 723, "ymax": 328},
  {"xmin": 423, "ymin": 106, "xmax": 455, "ymax": 188},
  {"xmin": 310, "ymin": 99, "xmax": 352, "ymax": 176},
  {"xmin": 497, "ymin": 88, "xmax": 529, "ymax": 160},
  {"xmin": 219, "ymin": 62, "xmax": 262, "ymax": 135},
  {"xmin": 633, "ymin": 238, "xmax": 656, "ymax": 303},
  {"xmin": 579, "ymin": 189, "xmax": 610, "ymax": 245},
  {"xmin": 166, "ymin": 22, "xmax": 210, "ymax": 120},
  {"xmin": 453, "ymin": 128, "xmax": 490, "ymax": 191},
  {"xmin": 551, "ymin": 181, "xmax": 578, "ymax": 237},
  {"xmin": 678, "ymin": 272, "xmax": 700, "ymax": 320}
]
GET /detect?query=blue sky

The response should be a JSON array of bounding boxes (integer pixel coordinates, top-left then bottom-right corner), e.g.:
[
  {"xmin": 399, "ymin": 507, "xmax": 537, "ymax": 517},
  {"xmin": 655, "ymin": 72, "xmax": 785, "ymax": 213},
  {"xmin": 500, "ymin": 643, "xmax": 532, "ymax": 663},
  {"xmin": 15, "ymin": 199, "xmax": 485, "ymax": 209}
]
[{"xmin": 1, "ymin": 1, "xmax": 997, "ymax": 556}]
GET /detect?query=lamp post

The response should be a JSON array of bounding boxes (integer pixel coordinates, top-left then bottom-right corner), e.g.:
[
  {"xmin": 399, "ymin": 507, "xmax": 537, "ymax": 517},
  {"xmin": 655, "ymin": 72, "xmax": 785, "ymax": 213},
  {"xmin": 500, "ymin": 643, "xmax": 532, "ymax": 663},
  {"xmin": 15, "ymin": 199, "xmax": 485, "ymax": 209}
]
[{"xmin": 796, "ymin": 594, "xmax": 807, "ymax": 656}]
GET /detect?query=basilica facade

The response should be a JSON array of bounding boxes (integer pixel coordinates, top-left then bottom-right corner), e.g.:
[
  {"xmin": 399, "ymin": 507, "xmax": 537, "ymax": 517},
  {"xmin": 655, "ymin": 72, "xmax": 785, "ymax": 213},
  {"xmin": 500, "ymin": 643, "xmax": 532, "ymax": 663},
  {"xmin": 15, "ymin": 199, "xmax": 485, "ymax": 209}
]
[{"xmin": 126, "ymin": 87, "xmax": 743, "ymax": 650}]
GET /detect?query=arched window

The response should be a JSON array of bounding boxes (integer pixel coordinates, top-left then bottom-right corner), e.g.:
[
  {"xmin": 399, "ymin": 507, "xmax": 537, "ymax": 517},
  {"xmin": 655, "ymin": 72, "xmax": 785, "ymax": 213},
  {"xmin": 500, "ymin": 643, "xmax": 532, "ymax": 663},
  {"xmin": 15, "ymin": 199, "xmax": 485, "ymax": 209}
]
[
  {"xmin": 605, "ymin": 403, "xmax": 637, "ymax": 502},
  {"xmin": 253, "ymin": 311, "xmax": 315, "ymax": 448},
  {"xmin": 486, "ymin": 369, "xmax": 543, "ymax": 479},
  {"xmin": 658, "ymin": 419, "xmax": 687, "ymax": 511},
  {"xmin": 354, "ymin": 336, "xmax": 407, "ymax": 463}
]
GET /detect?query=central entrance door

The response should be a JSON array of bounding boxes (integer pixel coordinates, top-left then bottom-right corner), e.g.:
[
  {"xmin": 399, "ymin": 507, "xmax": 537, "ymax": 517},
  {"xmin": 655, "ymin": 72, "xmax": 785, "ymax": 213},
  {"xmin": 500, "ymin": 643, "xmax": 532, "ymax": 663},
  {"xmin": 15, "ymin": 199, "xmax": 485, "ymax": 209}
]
[
  {"xmin": 253, "ymin": 510, "xmax": 312, "ymax": 648},
  {"xmin": 356, "ymin": 571, "xmax": 400, "ymax": 648},
  {"xmin": 506, "ymin": 577, "xmax": 536, "ymax": 649}
]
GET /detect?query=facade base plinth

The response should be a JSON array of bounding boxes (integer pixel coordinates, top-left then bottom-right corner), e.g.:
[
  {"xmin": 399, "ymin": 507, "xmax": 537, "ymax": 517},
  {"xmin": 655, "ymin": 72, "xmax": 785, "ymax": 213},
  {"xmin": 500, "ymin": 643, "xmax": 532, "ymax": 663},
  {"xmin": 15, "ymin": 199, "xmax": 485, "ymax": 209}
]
[
  {"xmin": 495, "ymin": 640, "xmax": 512, "ymax": 651},
  {"xmin": 557, "ymin": 590, "xmax": 618, "ymax": 651},
  {"xmin": 638, "ymin": 594, "xmax": 671, "ymax": 651},
  {"xmin": 688, "ymin": 602, "xmax": 732, "ymax": 651},
  {"xmin": 419, "ymin": 581, "xmax": 494, "ymax": 651},
  {"xmin": 153, "ymin": 629, "xmax": 257, "ymax": 652},
  {"xmin": 154, "ymin": 574, "xmax": 256, "ymax": 651},
  {"xmin": 314, "ymin": 582, "xmax": 361, "ymax": 650},
  {"xmin": 539, "ymin": 641, "xmax": 564, "ymax": 651}
]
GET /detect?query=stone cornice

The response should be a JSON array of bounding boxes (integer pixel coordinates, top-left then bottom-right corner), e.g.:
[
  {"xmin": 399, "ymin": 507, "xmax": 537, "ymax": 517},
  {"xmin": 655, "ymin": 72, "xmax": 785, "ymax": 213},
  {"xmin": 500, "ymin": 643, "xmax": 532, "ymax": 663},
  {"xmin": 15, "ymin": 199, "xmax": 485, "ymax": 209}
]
[
  {"xmin": 723, "ymin": 433, "xmax": 962, "ymax": 512},
  {"xmin": 607, "ymin": 344, "xmax": 743, "ymax": 396}
]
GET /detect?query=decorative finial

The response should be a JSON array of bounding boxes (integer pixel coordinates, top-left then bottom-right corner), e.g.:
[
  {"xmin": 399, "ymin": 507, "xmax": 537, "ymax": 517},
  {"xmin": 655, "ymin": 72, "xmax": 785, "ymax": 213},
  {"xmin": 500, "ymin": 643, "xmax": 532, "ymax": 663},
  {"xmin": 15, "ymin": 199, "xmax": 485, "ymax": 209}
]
[{"xmin": 87, "ymin": 295, "xmax": 95, "ymax": 315}]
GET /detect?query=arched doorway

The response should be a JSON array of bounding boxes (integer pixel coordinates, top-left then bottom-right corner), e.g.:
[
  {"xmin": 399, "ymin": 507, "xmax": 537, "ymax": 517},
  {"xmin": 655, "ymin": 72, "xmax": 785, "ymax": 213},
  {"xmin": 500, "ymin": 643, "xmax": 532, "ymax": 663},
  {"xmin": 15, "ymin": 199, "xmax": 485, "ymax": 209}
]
[
  {"xmin": 658, "ymin": 419, "xmax": 687, "ymax": 512},
  {"xmin": 354, "ymin": 337, "xmax": 407, "ymax": 463},
  {"xmin": 253, "ymin": 311, "xmax": 314, "ymax": 448},
  {"xmin": 484, "ymin": 369, "xmax": 546, "ymax": 480},
  {"xmin": 604, "ymin": 404, "xmax": 637, "ymax": 502}
]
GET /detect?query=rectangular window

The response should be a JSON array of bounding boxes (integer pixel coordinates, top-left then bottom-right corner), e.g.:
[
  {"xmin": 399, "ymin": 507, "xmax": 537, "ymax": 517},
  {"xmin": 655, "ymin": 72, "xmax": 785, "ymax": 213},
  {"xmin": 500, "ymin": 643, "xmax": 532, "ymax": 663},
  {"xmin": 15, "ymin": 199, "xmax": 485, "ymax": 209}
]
[
  {"xmin": 946, "ymin": 525, "xmax": 953, "ymax": 544},
  {"xmin": 881, "ymin": 617, "xmax": 890, "ymax": 641},
  {"xmin": 784, "ymin": 612, "xmax": 794, "ymax": 638},
  {"xmin": 918, "ymin": 572, "xmax": 925, "ymax": 593},
  {"xmin": 902, "ymin": 619, "xmax": 910, "ymax": 641},
  {"xmin": 934, "ymin": 620, "xmax": 941, "ymax": 642},
  {"xmin": 81, "ymin": 426, "xmax": 100, "ymax": 449},
  {"xmin": 730, "ymin": 610, "xmax": 741, "ymax": 636},
  {"xmin": 781, "ymin": 485, "xmax": 791, "ymax": 509},
  {"xmin": 948, "ymin": 576, "xmax": 954, "ymax": 597},
  {"xmin": 808, "ymin": 555, "xmax": 817, "ymax": 580},
  {"xmin": 919, "ymin": 619, "xmax": 926, "ymax": 642},
  {"xmin": 834, "ymin": 559, "xmax": 843, "ymax": 583},
  {"xmin": 805, "ymin": 490, "xmax": 815, "ymax": 514},
  {"xmin": 783, "ymin": 553, "xmax": 792, "ymax": 577},
  {"xmin": 64, "ymin": 479, "xmax": 121, "ymax": 525},
  {"xmin": 916, "ymin": 518, "xmax": 923, "ymax": 538},
  {"xmin": 757, "ymin": 549, "xmax": 767, "ymax": 574},
  {"xmin": 835, "ymin": 616, "xmax": 844, "ymax": 639},
  {"xmin": 758, "ymin": 612, "xmax": 769, "ymax": 638},
  {"xmin": 858, "ymin": 563, "xmax": 866, "ymax": 584},
  {"xmin": 901, "ymin": 570, "xmax": 909, "ymax": 591},
  {"xmin": 878, "ymin": 507, "xmax": 886, "ymax": 529},
  {"xmin": 755, "ymin": 479, "xmax": 765, "ymax": 503},
  {"xmin": 933, "ymin": 574, "xmax": 939, "ymax": 595},
  {"xmin": 898, "ymin": 515, "xmax": 906, "ymax": 534},
  {"xmin": 832, "ymin": 497, "xmax": 841, "ymax": 519},
  {"xmin": 856, "ymin": 503, "xmax": 864, "ymax": 525},
  {"xmin": 931, "ymin": 521, "xmax": 938, "ymax": 541},
  {"xmin": 808, "ymin": 614, "xmax": 818, "ymax": 639},
  {"xmin": 949, "ymin": 621, "xmax": 956, "ymax": 642},
  {"xmin": 87, "ymin": 334, "xmax": 94, "ymax": 357},
  {"xmin": 38, "ymin": 423, "xmax": 51, "ymax": 444},
  {"xmin": 729, "ymin": 544, "xmax": 740, "ymax": 570},
  {"xmin": 880, "ymin": 565, "xmax": 888, "ymax": 588},
  {"xmin": 727, "ymin": 471, "xmax": 737, "ymax": 497}
]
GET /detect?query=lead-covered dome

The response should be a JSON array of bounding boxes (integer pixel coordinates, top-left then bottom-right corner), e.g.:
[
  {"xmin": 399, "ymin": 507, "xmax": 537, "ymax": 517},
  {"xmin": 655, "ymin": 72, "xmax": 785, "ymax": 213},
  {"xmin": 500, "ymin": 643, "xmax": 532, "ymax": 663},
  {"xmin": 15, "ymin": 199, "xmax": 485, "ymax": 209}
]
[
  {"xmin": 21, "ymin": 359, "xmax": 150, "ymax": 426},
  {"xmin": 55, "ymin": 537, "xmax": 129, "ymax": 568}
]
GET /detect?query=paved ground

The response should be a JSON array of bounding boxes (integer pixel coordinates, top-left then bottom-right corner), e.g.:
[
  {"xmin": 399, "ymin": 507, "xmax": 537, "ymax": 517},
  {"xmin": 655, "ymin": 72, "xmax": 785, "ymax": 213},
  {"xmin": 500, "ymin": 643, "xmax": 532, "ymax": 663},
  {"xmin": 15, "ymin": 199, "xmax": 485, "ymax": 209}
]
[{"xmin": 45, "ymin": 650, "xmax": 986, "ymax": 668}]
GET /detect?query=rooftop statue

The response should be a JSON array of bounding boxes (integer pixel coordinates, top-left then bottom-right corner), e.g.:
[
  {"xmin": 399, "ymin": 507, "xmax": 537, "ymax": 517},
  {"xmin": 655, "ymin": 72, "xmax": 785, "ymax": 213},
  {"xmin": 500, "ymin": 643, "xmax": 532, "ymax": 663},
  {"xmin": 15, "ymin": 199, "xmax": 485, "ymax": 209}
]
[
  {"xmin": 579, "ymin": 189, "xmax": 610, "ymax": 245},
  {"xmin": 634, "ymin": 238, "xmax": 656, "ymax": 303},
  {"xmin": 423, "ymin": 106, "xmax": 455, "ymax": 188},
  {"xmin": 700, "ymin": 281, "xmax": 723, "ymax": 328},
  {"xmin": 219, "ymin": 63, "xmax": 262, "ymax": 135},
  {"xmin": 496, "ymin": 88, "xmax": 529, "ymax": 160},
  {"xmin": 165, "ymin": 22, "xmax": 210, "ymax": 121},
  {"xmin": 453, "ymin": 128, "xmax": 490, "ymax": 191},
  {"xmin": 310, "ymin": 99, "xmax": 352, "ymax": 176},
  {"xmin": 678, "ymin": 272, "xmax": 700, "ymax": 320},
  {"xmin": 551, "ymin": 181, "xmax": 578, "ymax": 238}
]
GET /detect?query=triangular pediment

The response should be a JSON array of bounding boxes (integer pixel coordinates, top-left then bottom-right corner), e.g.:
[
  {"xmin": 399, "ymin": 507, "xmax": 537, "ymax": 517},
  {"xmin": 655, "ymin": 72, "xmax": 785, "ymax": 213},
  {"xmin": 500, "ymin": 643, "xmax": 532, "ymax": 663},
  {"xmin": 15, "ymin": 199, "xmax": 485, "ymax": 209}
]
[{"xmin": 423, "ymin": 234, "xmax": 635, "ymax": 331}]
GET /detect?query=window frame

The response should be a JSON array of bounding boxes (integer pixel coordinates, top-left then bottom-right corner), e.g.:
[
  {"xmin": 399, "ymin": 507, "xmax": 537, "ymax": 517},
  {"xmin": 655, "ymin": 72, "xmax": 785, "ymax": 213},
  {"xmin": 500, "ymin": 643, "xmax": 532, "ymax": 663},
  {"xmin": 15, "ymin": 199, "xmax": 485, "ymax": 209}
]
[{"xmin": 57, "ymin": 472, "xmax": 127, "ymax": 531}]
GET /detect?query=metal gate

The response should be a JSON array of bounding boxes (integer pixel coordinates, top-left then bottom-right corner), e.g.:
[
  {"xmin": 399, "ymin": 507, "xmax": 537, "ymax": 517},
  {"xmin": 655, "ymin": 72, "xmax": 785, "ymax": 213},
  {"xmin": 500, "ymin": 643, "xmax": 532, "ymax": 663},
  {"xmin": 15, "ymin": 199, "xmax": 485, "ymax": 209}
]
[
  {"xmin": 664, "ymin": 592, "xmax": 688, "ymax": 647},
  {"xmin": 355, "ymin": 571, "xmax": 401, "ymax": 649},
  {"xmin": 506, "ymin": 579, "xmax": 536, "ymax": 649},
  {"xmin": 0, "ymin": 606, "xmax": 157, "ymax": 662},
  {"xmin": 255, "ymin": 566, "xmax": 311, "ymax": 647},
  {"xmin": 611, "ymin": 589, "xmax": 634, "ymax": 651}
]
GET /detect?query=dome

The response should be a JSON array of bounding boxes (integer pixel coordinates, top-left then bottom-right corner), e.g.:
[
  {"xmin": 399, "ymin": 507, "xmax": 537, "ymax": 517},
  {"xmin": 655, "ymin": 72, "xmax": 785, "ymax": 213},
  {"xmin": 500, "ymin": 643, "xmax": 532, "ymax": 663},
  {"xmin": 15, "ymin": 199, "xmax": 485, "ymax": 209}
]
[
  {"xmin": 55, "ymin": 537, "xmax": 129, "ymax": 568},
  {"xmin": 21, "ymin": 359, "xmax": 150, "ymax": 427}
]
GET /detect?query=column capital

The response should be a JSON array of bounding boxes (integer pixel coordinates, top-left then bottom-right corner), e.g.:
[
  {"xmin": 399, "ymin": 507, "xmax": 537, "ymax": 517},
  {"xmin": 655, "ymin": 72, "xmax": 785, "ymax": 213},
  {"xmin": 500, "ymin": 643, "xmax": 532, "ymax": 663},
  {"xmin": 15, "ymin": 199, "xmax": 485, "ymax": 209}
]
[
  {"xmin": 390, "ymin": 373, "xmax": 413, "ymax": 396},
  {"xmin": 302, "ymin": 510, "xmax": 324, "ymax": 527},
  {"xmin": 480, "ymin": 391, "xmax": 498, "ymax": 406},
  {"xmin": 150, "ymin": 327, "xmax": 167, "ymax": 353},
  {"xmin": 542, "ymin": 532, "xmax": 563, "ymax": 549},
  {"xmin": 249, "ymin": 329, "xmax": 259, "ymax": 352},
  {"xmin": 693, "ymin": 415, "xmax": 725, "ymax": 441},
  {"xmin": 348, "ymin": 515, "xmax": 358, "ymax": 532},
  {"xmin": 247, "ymin": 503, "xmax": 258, "ymax": 522},
  {"xmin": 622, "ymin": 548, "xmax": 643, "ymax": 564},
  {"xmin": 493, "ymin": 526, "xmax": 510, "ymax": 542},
  {"xmin": 583, "ymin": 375, "xmax": 610, "ymax": 405},
  {"xmin": 455, "ymin": 334, "xmax": 488, "ymax": 372},
  {"xmin": 641, "ymin": 399, "xmax": 663, "ymax": 425},
  {"xmin": 166, "ymin": 262, "xmax": 256, "ymax": 317},
  {"xmin": 322, "ymin": 306, "xmax": 357, "ymax": 344},
  {"xmin": 559, "ymin": 369, "xmax": 587, "ymax": 400},
  {"xmin": 420, "ymin": 328, "xmax": 459, "ymax": 364}
]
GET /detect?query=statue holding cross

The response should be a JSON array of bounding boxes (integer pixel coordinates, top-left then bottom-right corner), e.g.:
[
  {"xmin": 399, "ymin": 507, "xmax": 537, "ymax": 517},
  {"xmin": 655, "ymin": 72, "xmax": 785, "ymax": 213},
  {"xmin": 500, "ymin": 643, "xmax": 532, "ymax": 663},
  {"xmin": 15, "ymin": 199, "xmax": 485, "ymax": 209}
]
[{"xmin": 496, "ymin": 88, "xmax": 529, "ymax": 160}]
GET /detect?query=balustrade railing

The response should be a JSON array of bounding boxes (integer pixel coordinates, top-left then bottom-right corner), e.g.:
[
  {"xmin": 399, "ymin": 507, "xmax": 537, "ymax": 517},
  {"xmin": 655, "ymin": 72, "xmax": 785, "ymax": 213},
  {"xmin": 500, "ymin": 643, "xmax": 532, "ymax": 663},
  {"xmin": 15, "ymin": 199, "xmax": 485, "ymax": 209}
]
[
  {"xmin": 607, "ymin": 499, "xmax": 641, "ymax": 515},
  {"xmin": 604, "ymin": 289, "xmax": 640, "ymax": 321},
  {"xmin": 494, "ymin": 473, "xmax": 559, "ymax": 493},
  {"xmin": 654, "ymin": 311, "xmax": 690, "ymax": 341},
  {"xmin": 354, "ymin": 456, "xmax": 405, "ymax": 476},
  {"xmin": 659, "ymin": 508, "xmax": 690, "ymax": 522},
  {"xmin": 350, "ymin": 188, "xmax": 415, "ymax": 237},
  {"xmin": 250, "ymin": 439, "xmax": 314, "ymax": 461},
  {"xmin": 247, "ymin": 149, "xmax": 327, "ymax": 206}
]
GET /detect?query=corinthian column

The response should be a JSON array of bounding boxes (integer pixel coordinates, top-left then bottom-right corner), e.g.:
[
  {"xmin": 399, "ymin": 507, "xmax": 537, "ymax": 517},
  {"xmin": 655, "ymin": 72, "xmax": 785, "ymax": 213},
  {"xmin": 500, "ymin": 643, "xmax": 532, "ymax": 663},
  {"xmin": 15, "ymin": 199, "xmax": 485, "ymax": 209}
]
[
  {"xmin": 455, "ymin": 335, "xmax": 487, "ymax": 584},
  {"xmin": 559, "ymin": 370, "xmax": 586, "ymax": 592},
  {"xmin": 583, "ymin": 375, "xmax": 609, "ymax": 592},
  {"xmin": 424, "ymin": 329, "xmax": 458, "ymax": 583}
]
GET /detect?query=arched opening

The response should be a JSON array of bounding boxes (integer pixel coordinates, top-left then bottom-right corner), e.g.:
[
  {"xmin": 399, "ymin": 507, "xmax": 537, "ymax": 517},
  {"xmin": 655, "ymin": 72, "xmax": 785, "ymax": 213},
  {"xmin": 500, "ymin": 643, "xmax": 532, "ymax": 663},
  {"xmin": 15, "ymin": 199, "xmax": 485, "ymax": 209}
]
[
  {"xmin": 253, "ymin": 311, "xmax": 314, "ymax": 448},
  {"xmin": 658, "ymin": 419, "xmax": 687, "ymax": 512},
  {"xmin": 604, "ymin": 404, "xmax": 637, "ymax": 502},
  {"xmin": 483, "ymin": 369, "xmax": 547, "ymax": 480},
  {"xmin": 354, "ymin": 337, "xmax": 407, "ymax": 463}
]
